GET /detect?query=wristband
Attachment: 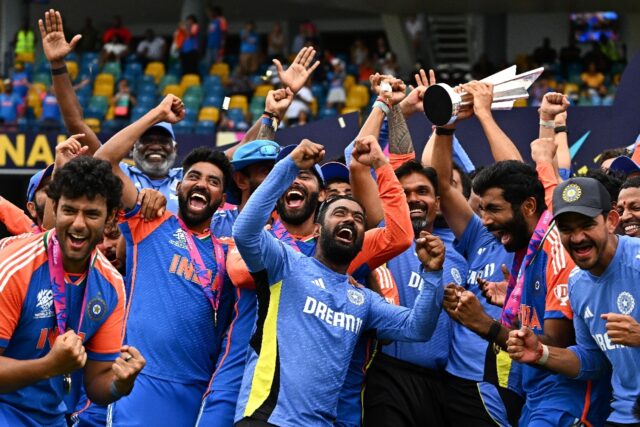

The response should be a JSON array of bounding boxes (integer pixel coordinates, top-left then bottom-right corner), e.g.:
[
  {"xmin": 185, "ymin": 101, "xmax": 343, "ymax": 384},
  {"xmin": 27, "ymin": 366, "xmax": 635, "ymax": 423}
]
[
  {"xmin": 539, "ymin": 119, "xmax": 555, "ymax": 129},
  {"xmin": 435, "ymin": 127, "xmax": 455, "ymax": 136},
  {"xmin": 554, "ymin": 125, "xmax": 567, "ymax": 134},
  {"xmin": 373, "ymin": 100, "xmax": 390, "ymax": 115},
  {"xmin": 51, "ymin": 65, "xmax": 68, "ymax": 76},
  {"xmin": 263, "ymin": 110, "xmax": 279, "ymax": 121},
  {"xmin": 483, "ymin": 320, "xmax": 502, "ymax": 343},
  {"xmin": 261, "ymin": 115, "xmax": 278, "ymax": 132},
  {"xmin": 535, "ymin": 343, "xmax": 550, "ymax": 366},
  {"xmin": 110, "ymin": 381, "xmax": 125, "ymax": 399}
]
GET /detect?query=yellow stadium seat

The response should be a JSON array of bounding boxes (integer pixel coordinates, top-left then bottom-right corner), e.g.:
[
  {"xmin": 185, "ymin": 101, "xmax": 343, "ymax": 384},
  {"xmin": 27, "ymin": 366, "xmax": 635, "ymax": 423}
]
[
  {"xmin": 105, "ymin": 105, "xmax": 115, "ymax": 120},
  {"xmin": 254, "ymin": 84, "xmax": 274, "ymax": 97},
  {"xmin": 513, "ymin": 98, "xmax": 528, "ymax": 108},
  {"xmin": 228, "ymin": 95, "xmax": 248, "ymax": 114},
  {"xmin": 162, "ymin": 84, "xmax": 183, "ymax": 97},
  {"xmin": 343, "ymin": 75, "xmax": 356, "ymax": 93},
  {"xmin": 310, "ymin": 98, "xmax": 318, "ymax": 116},
  {"xmin": 563, "ymin": 83, "xmax": 579, "ymax": 95},
  {"xmin": 84, "ymin": 118, "xmax": 101, "ymax": 133},
  {"xmin": 180, "ymin": 74, "xmax": 201, "ymax": 91},
  {"xmin": 93, "ymin": 83, "xmax": 114, "ymax": 98},
  {"xmin": 209, "ymin": 63, "xmax": 230, "ymax": 84},
  {"xmin": 30, "ymin": 83, "xmax": 46, "ymax": 96},
  {"xmin": 198, "ymin": 107, "xmax": 220, "ymax": 122},
  {"xmin": 66, "ymin": 61, "xmax": 79, "ymax": 82},
  {"xmin": 27, "ymin": 90, "xmax": 43, "ymax": 118},
  {"xmin": 95, "ymin": 73, "xmax": 114, "ymax": 87},
  {"xmin": 15, "ymin": 52, "xmax": 35, "ymax": 63},
  {"xmin": 341, "ymin": 107, "xmax": 360, "ymax": 115},
  {"xmin": 145, "ymin": 61, "xmax": 165, "ymax": 84},
  {"xmin": 345, "ymin": 84, "xmax": 369, "ymax": 109}
]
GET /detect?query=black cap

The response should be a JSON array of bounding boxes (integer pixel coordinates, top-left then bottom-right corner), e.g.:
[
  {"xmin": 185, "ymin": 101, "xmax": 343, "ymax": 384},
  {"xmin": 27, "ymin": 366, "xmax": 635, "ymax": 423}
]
[{"xmin": 552, "ymin": 177, "xmax": 611, "ymax": 221}]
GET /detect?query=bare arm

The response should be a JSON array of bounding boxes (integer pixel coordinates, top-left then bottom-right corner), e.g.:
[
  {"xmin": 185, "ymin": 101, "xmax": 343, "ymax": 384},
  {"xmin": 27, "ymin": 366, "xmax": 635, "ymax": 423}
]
[
  {"xmin": 83, "ymin": 345, "xmax": 145, "ymax": 405},
  {"xmin": 0, "ymin": 348, "xmax": 58, "ymax": 393}
]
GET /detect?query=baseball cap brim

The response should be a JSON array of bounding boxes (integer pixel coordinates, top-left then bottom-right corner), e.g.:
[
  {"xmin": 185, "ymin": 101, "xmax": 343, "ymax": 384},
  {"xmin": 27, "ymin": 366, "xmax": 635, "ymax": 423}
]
[
  {"xmin": 143, "ymin": 122, "xmax": 176, "ymax": 141},
  {"xmin": 321, "ymin": 162, "xmax": 349, "ymax": 183},
  {"xmin": 608, "ymin": 156, "xmax": 640, "ymax": 175},
  {"xmin": 552, "ymin": 205, "xmax": 604, "ymax": 221},
  {"xmin": 230, "ymin": 139, "xmax": 280, "ymax": 171}
]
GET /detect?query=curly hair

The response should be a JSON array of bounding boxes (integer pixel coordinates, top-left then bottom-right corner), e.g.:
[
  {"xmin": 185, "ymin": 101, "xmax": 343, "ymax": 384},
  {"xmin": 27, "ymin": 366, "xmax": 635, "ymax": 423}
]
[
  {"xmin": 46, "ymin": 157, "xmax": 122, "ymax": 213},
  {"xmin": 182, "ymin": 147, "xmax": 233, "ymax": 191}
]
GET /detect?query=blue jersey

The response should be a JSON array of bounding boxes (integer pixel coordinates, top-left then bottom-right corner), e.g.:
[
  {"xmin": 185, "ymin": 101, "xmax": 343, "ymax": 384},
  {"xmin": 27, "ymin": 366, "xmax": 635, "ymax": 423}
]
[
  {"xmin": 518, "ymin": 225, "xmax": 609, "ymax": 424},
  {"xmin": 0, "ymin": 233, "xmax": 125, "ymax": 426},
  {"xmin": 448, "ymin": 214, "xmax": 516, "ymax": 386},
  {"xmin": 119, "ymin": 163, "xmax": 183, "ymax": 214},
  {"xmin": 0, "ymin": 93, "xmax": 22, "ymax": 123},
  {"xmin": 569, "ymin": 235, "xmax": 640, "ymax": 424},
  {"xmin": 207, "ymin": 18, "xmax": 224, "ymax": 49},
  {"xmin": 118, "ymin": 205, "xmax": 233, "ymax": 385},
  {"xmin": 380, "ymin": 229, "xmax": 467, "ymax": 369}
]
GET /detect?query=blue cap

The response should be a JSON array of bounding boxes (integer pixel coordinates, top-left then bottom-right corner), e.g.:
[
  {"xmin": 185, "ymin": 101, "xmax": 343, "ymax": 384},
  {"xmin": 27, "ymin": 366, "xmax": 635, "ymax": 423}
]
[
  {"xmin": 231, "ymin": 139, "xmax": 280, "ymax": 171},
  {"xmin": 321, "ymin": 162, "xmax": 349, "ymax": 183},
  {"xmin": 143, "ymin": 121, "xmax": 176, "ymax": 141},
  {"xmin": 26, "ymin": 164, "xmax": 54, "ymax": 202},
  {"xmin": 609, "ymin": 156, "xmax": 640, "ymax": 175},
  {"xmin": 276, "ymin": 144, "xmax": 325, "ymax": 184}
]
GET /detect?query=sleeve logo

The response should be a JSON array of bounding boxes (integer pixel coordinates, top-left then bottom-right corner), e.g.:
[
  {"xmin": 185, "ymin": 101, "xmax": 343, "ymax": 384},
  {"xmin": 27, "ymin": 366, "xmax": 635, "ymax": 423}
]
[
  {"xmin": 87, "ymin": 294, "xmax": 107, "ymax": 322},
  {"xmin": 347, "ymin": 288, "xmax": 364, "ymax": 306}
]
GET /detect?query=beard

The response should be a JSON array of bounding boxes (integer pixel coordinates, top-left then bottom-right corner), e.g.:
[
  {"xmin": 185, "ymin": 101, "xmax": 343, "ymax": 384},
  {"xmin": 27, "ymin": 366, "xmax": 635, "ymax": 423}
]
[
  {"xmin": 133, "ymin": 148, "xmax": 177, "ymax": 177},
  {"xmin": 177, "ymin": 189, "xmax": 222, "ymax": 228},
  {"xmin": 408, "ymin": 200, "xmax": 436, "ymax": 236},
  {"xmin": 319, "ymin": 224, "xmax": 364, "ymax": 266},
  {"xmin": 275, "ymin": 191, "xmax": 320, "ymax": 225},
  {"xmin": 489, "ymin": 208, "xmax": 531, "ymax": 252}
]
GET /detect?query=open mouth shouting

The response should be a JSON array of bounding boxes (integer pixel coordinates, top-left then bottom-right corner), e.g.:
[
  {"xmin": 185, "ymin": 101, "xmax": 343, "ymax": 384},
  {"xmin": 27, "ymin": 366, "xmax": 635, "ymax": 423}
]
[
  {"xmin": 335, "ymin": 223, "xmax": 356, "ymax": 245},
  {"xmin": 188, "ymin": 190, "xmax": 209, "ymax": 212},
  {"xmin": 408, "ymin": 201, "xmax": 427, "ymax": 220},
  {"xmin": 569, "ymin": 241, "xmax": 594, "ymax": 261},
  {"xmin": 623, "ymin": 222, "xmax": 640, "ymax": 237},
  {"xmin": 284, "ymin": 187, "xmax": 307, "ymax": 210},
  {"xmin": 67, "ymin": 232, "xmax": 89, "ymax": 251}
]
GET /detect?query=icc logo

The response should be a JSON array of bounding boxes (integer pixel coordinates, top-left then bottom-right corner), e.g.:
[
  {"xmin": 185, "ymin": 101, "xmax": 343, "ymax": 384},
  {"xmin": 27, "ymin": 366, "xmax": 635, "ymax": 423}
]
[{"xmin": 554, "ymin": 284, "xmax": 569, "ymax": 306}]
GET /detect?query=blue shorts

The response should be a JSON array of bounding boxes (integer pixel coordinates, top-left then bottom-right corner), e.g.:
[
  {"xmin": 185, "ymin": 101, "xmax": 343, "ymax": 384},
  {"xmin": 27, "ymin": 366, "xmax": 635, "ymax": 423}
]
[
  {"xmin": 196, "ymin": 389, "xmax": 239, "ymax": 426},
  {"xmin": 109, "ymin": 373, "xmax": 208, "ymax": 427},
  {"xmin": 520, "ymin": 404, "xmax": 581, "ymax": 427},
  {"xmin": 0, "ymin": 401, "xmax": 66, "ymax": 427}
]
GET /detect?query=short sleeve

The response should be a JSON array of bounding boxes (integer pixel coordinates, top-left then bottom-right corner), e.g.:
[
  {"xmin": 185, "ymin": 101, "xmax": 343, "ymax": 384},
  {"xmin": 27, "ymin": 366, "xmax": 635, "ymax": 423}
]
[
  {"xmin": 85, "ymin": 273, "xmax": 125, "ymax": 361},
  {"xmin": 544, "ymin": 234, "xmax": 574, "ymax": 320}
]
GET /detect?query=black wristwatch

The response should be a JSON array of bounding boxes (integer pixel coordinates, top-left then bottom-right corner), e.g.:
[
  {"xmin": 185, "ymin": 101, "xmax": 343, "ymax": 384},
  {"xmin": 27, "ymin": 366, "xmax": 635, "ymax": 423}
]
[
  {"xmin": 554, "ymin": 125, "xmax": 567, "ymax": 135},
  {"xmin": 435, "ymin": 127, "xmax": 455, "ymax": 136}
]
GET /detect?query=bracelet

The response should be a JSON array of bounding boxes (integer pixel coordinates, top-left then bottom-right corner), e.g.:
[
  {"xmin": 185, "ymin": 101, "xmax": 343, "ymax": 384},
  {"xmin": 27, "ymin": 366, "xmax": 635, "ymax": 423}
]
[
  {"xmin": 484, "ymin": 320, "xmax": 502, "ymax": 343},
  {"xmin": 373, "ymin": 100, "xmax": 390, "ymax": 115},
  {"xmin": 263, "ymin": 110, "xmax": 280, "ymax": 121},
  {"xmin": 554, "ymin": 125, "xmax": 567, "ymax": 134},
  {"xmin": 435, "ymin": 126, "xmax": 455, "ymax": 136},
  {"xmin": 536, "ymin": 343, "xmax": 550, "ymax": 366},
  {"xmin": 110, "ymin": 381, "xmax": 124, "ymax": 399},
  {"xmin": 261, "ymin": 115, "xmax": 278, "ymax": 132},
  {"xmin": 51, "ymin": 65, "xmax": 68, "ymax": 76},
  {"xmin": 539, "ymin": 119, "xmax": 555, "ymax": 129}
]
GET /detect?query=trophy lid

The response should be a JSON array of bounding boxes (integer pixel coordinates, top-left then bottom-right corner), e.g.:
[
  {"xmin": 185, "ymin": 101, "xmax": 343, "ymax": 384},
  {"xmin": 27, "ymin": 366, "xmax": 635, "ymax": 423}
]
[{"xmin": 423, "ymin": 83, "xmax": 458, "ymax": 126}]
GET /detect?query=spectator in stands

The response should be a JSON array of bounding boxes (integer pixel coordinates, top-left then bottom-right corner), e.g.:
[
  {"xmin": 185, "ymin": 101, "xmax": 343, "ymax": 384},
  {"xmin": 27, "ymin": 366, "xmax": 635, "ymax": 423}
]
[
  {"xmin": 533, "ymin": 37, "xmax": 557, "ymax": 66},
  {"xmin": 326, "ymin": 58, "xmax": 346, "ymax": 112},
  {"xmin": 102, "ymin": 15, "xmax": 132, "ymax": 46},
  {"xmin": 291, "ymin": 23, "xmax": 307, "ymax": 55},
  {"xmin": 583, "ymin": 41, "xmax": 609, "ymax": 73},
  {"xmin": 350, "ymin": 37, "xmax": 368, "ymax": 67},
  {"xmin": 112, "ymin": 79, "xmax": 136, "ymax": 121},
  {"xmin": 559, "ymin": 39, "xmax": 582, "ymax": 78},
  {"xmin": 599, "ymin": 33, "xmax": 621, "ymax": 64},
  {"xmin": 268, "ymin": 22, "xmax": 286, "ymax": 59},
  {"xmin": 239, "ymin": 21, "xmax": 260, "ymax": 75},
  {"xmin": 13, "ymin": 18, "xmax": 36, "ymax": 64},
  {"xmin": 205, "ymin": 6, "xmax": 227, "ymax": 67},
  {"xmin": 101, "ymin": 34, "xmax": 128, "ymax": 66},
  {"xmin": 285, "ymin": 80, "xmax": 314, "ymax": 126},
  {"xmin": 170, "ymin": 21, "xmax": 186, "ymax": 63},
  {"xmin": 136, "ymin": 29, "xmax": 166, "ymax": 68},
  {"xmin": 405, "ymin": 14, "xmax": 423, "ymax": 52},
  {"xmin": 581, "ymin": 61, "xmax": 605, "ymax": 89},
  {"xmin": 77, "ymin": 17, "xmax": 100, "ymax": 53},
  {"xmin": 381, "ymin": 51, "xmax": 399, "ymax": 77},
  {"xmin": 10, "ymin": 62, "xmax": 29, "ymax": 99},
  {"xmin": 180, "ymin": 15, "xmax": 200, "ymax": 75},
  {"xmin": 0, "ymin": 80, "xmax": 23, "ymax": 130},
  {"xmin": 471, "ymin": 53, "xmax": 495, "ymax": 80},
  {"xmin": 39, "ymin": 86, "xmax": 61, "ymax": 132},
  {"xmin": 373, "ymin": 36, "xmax": 390, "ymax": 64}
]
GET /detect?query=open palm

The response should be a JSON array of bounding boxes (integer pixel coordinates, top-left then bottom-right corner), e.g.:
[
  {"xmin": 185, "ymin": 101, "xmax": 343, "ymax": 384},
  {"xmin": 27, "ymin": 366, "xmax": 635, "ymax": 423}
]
[
  {"xmin": 38, "ymin": 10, "xmax": 81, "ymax": 63},
  {"xmin": 273, "ymin": 47, "xmax": 319, "ymax": 94}
]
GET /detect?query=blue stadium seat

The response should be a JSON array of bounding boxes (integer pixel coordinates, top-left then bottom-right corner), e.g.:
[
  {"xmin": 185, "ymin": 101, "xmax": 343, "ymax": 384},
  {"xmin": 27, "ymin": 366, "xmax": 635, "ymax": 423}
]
[
  {"xmin": 319, "ymin": 107, "xmax": 338, "ymax": 119},
  {"xmin": 203, "ymin": 94, "xmax": 224, "ymax": 108},
  {"xmin": 226, "ymin": 108, "xmax": 245, "ymax": 123},
  {"xmin": 137, "ymin": 94, "xmax": 157, "ymax": 109},
  {"xmin": 203, "ymin": 75, "xmax": 222, "ymax": 88},
  {"xmin": 195, "ymin": 120, "xmax": 216, "ymax": 135},
  {"xmin": 184, "ymin": 108, "xmax": 198, "ymax": 122},
  {"xmin": 173, "ymin": 120, "xmax": 195, "ymax": 134},
  {"xmin": 131, "ymin": 105, "xmax": 148, "ymax": 122}
]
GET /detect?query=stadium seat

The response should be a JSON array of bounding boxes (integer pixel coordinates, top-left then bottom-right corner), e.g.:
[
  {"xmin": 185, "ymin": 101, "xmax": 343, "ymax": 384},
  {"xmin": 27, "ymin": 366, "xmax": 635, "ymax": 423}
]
[
  {"xmin": 309, "ymin": 98, "xmax": 318, "ymax": 116},
  {"xmin": 105, "ymin": 106, "xmax": 115, "ymax": 120},
  {"xmin": 93, "ymin": 82, "xmax": 114, "ymax": 98},
  {"xmin": 249, "ymin": 105, "xmax": 264, "ymax": 121},
  {"xmin": 209, "ymin": 63, "xmax": 230, "ymax": 84},
  {"xmin": 84, "ymin": 117, "xmax": 101, "ymax": 133},
  {"xmin": 228, "ymin": 95, "xmax": 248, "ymax": 114},
  {"xmin": 203, "ymin": 94, "xmax": 224, "ymax": 108},
  {"xmin": 95, "ymin": 73, "xmax": 115, "ymax": 88},
  {"xmin": 183, "ymin": 95, "xmax": 202, "ymax": 111},
  {"xmin": 341, "ymin": 107, "xmax": 360, "ymax": 115},
  {"xmin": 131, "ymin": 105, "xmax": 148, "ymax": 121},
  {"xmin": 184, "ymin": 108, "xmax": 199, "ymax": 122},
  {"xmin": 563, "ymin": 83, "xmax": 579, "ymax": 96},
  {"xmin": 195, "ymin": 120, "xmax": 216, "ymax": 135},
  {"xmin": 319, "ymin": 107, "xmax": 338, "ymax": 119},
  {"xmin": 198, "ymin": 107, "xmax": 220, "ymax": 123},
  {"xmin": 159, "ymin": 74, "xmax": 179, "ymax": 92},
  {"xmin": 33, "ymin": 73, "xmax": 51, "ymax": 87},
  {"xmin": 145, "ymin": 61, "xmax": 165, "ymax": 84},
  {"xmin": 180, "ymin": 74, "xmax": 201, "ymax": 91},
  {"xmin": 137, "ymin": 82, "xmax": 158, "ymax": 97},
  {"xmin": 173, "ymin": 120, "xmax": 195, "ymax": 134},
  {"xmin": 65, "ymin": 61, "xmax": 79, "ymax": 82},
  {"xmin": 86, "ymin": 96, "xmax": 109, "ymax": 119},
  {"xmin": 184, "ymin": 85, "xmax": 204, "ymax": 101},
  {"xmin": 254, "ymin": 84, "xmax": 274, "ymax": 97},
  {"xmin": 345, "ymin": 85, "xmax": 369, "ymax": 109},
  {"xmin": 137, "ymin": 94, "xmax": 157, "ymax": 109},
  {"xmin": 124, "ymin": 62, "xmax": 143, "ymax": 78},
  {"xmin": 162, "ymin": 84, "xmax": 183, "ymax": 97},
  {"xmin": 203, "ymin": 75, "xmax": 222, "ymax": 88},
  {"xmin": 102, "ymin": 62, "xmax": 122, "ymax": 80},
  {"xmin": 343, "ymin": 75, "xmax": 356, "ymax": 93},
  {"xmin": 204, "ymin": 85, "xmax": 225, "ymax": 99},
  {"xmin": 226, "ymin": 108, "xmax": 245, "ymax": 123}
]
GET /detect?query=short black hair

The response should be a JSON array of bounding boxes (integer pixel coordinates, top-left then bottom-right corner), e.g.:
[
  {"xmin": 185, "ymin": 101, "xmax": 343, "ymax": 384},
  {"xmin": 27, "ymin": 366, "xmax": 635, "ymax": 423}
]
[
  {"xmin": 452, "ymin": 162, "xmax": 471, "ymax": 199},
  {"xmin": 583, "ymin": 168, "xmax": 623, "ymax": 203},
  {"xmin": 182, "ymin": 147, "xmax": 232, "ymax": 191},
  {"xmin": 472, "ymin": 160, "xmax": 546, "ymax": 215},
  {"xmin": 597, "ymin": 147, "xmax": 629, "ymax": 166},
  {"xmin": 317, "ymin": 195, "xmax": 365, "ymax": 225},
  {"xmin": 46, "ymin": 157, "xmax": 122, "ymax": 213},
  {"xmin": 621, "ymin": 176, "xmax": 640, "ymax": 191},
  {"xmin": 395, "ymin": 160, "xmax": 439, "ymax": 196}
]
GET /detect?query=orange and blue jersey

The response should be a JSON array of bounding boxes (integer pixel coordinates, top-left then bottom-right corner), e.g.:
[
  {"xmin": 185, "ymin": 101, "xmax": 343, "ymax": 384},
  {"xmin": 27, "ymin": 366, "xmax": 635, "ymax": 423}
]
[
  {"xmin": 569, "ymin": 235, "xmax": 640, "ymax": 424},
  {"xmin": 0, "ymin": 196, "xmax": 38, "ymax": 237},
  {"xmin": 518, "ymin": 221, "xmax": 610, "ymax": 426},
  {"xmin": 0, "ymin": 232, "xmax": 125, "ymax": 426}
]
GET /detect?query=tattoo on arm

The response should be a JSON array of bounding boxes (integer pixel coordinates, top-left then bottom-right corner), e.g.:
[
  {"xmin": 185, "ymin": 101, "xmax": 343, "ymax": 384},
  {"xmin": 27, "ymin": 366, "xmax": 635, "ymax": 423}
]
[
  {"xmin": 389, "ymin": 105, "xmax": 414, "ymax": 154},
  {"xmin": 256, "ymin": 120, "xmax": 276, "ymax": 141}
]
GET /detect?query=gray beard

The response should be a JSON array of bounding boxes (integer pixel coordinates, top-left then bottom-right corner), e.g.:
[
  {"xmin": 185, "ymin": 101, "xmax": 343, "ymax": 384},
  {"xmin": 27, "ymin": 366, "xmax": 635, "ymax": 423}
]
[{"xmin": 133, "ymin": 149, "xmax": 177, "ymax": 177}]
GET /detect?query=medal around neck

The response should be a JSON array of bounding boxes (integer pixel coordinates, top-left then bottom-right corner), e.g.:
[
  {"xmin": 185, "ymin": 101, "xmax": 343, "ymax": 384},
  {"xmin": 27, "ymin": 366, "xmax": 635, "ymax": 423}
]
[{"xmin": 422, "ymin": 65, "xmax": 544, "ymax": 126}]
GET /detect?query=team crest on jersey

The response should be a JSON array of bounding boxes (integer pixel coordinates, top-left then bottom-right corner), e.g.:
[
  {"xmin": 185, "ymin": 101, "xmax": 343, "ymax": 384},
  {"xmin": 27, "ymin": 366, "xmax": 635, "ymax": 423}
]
[
  {"xmin": 34, "ymin": 289, "xmax": 54, "ymax": 319},
  {"xmin": 554, "ymin": 284, "xmax": 569, "ymax": 306},
  {"xmin": 617, "ymin": 291, "xmax": 635, "ymax": 315},
  {"xmin": 562, "ymin": 184, "xmax": 582, "ymax": 203},
  {"xmin": 451, "ymin": 268, "xmax": 462, "ymax": 285},
  {"xmin": 347, "ymin": 288, "xmax": 364, "ymax": 306},
  {"xmin": 86, "ymin": 293, "xmax": 107, "ymax": 321},
  {"xmin": 169, "ymin": 228, "xmax": 188, "ymax": 250}
]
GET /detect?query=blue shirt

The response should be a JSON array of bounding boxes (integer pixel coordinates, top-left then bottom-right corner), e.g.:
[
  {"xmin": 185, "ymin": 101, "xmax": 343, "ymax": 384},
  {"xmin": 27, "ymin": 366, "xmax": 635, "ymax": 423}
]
[
  {"xmin": 0, "ymin": 93, "xmax": 22, "ymax": 122},
  {"xmin": 569, "ymin": 235, "xmax": 640, "ymax": 424},
  {"xmin": 207, "ymin": 18, "xmax": 224, "ymax": 49},
  {"xmin": 240, "ymin": 30, "xmax": 259, "ymax": 54},
  {"xmin": 232, "ymin": 156, "xmax": 444, "ymax": 426},
  {"xmin": 41, "ymin": 93, "xmax": 61, "ymax": 121},
  {"xmin": 119, "ymin": 163, "xmax": 182, "ymax": 214}
]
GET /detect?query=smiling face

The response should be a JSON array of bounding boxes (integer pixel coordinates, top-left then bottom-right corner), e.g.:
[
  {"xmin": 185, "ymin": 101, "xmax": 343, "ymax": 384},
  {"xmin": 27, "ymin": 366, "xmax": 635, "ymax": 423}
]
[
  {"xmin": 318, "ymin": 198, "xmax": 365, "ymax": 265},
  {"xmin": 399, "ymin": 172, "xmax": 439, "ymax": 236},
  {"xmin": 177, "ymin": 161, "xmax": 225, "ymax": 230},
  {"xmin": 325, "ymin": 181, "xmax": 351, "ymax": 198},
  {"xmin": 276, "ymin": 169, "xmax": 323, "ymax": 226},
  {"xmin": 54, "ymin": 195, "xmax": 112, "ymax": 273},
  {"xmin": 479, "ymin": 187, "xmax": 531, "ymax": 252},
  {"xmin": 617, "ymin": 186, "xmax": 640, "ymax": 238},
  {"xmin": 132, "ymin": 128, "xmax": 177, "ymax": 179}
]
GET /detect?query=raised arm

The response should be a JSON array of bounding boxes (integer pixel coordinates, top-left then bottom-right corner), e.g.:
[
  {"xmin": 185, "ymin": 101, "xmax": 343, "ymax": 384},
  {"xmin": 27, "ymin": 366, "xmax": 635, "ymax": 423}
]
[
  {"xmin": 530, "ymin": 137, "xmax": 559, "ymax": 209},
  {"xmin": 0, "ymin": 197, "xmax": 36, "ymax": 235},
  {"xmin": 94, "ymin": 96, "xmax": 185, "ymax": 210},
  {"xmin": 38, "ymin": 9, "xmax": 101, "ymax": 155}
]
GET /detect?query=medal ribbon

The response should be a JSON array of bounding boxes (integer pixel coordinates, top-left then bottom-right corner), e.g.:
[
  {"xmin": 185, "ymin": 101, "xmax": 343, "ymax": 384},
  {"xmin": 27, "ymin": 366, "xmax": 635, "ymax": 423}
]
[
  {"xmin": 177, "ymin": 218, "xmax": 226, "ymax": 324},
  {"xmin": 500, "ymin": 210, "xmax": 554, "ymax": 328}
]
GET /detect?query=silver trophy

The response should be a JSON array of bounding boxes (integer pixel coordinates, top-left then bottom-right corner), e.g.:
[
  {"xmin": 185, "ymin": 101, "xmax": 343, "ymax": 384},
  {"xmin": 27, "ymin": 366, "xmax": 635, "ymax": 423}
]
[{"xmin": 422, "ymin": 65, "xmax": 544, "ymax": 126}]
